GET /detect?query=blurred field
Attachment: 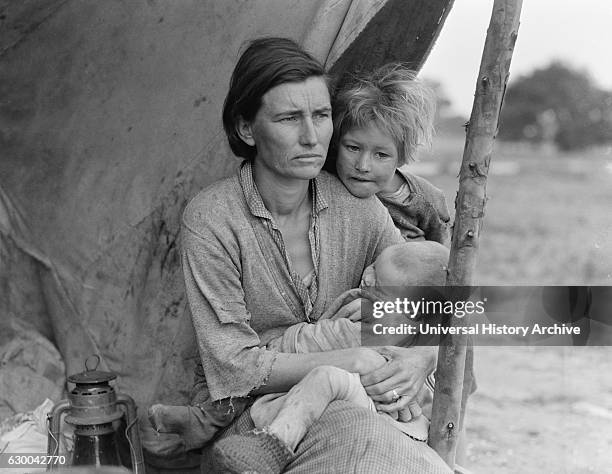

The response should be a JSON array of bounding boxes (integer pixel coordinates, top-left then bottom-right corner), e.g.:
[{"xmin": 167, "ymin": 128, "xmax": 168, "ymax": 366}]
[
  {"xmin": 468, "ymin": 346, "xmax": 612, "ymax": 473},
  {"xmin": 417, "ymin": 133, "xmax": 612, "ymax": 286},
  {"xmin": 414, "ymin": 132, "xmax": 612, "ymax": 473}
]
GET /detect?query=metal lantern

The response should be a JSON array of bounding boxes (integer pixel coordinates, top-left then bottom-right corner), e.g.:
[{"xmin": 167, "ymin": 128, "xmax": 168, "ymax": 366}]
[{"xmin": 46, "ymin": 357, "xmax": 144, "ymax": 473}]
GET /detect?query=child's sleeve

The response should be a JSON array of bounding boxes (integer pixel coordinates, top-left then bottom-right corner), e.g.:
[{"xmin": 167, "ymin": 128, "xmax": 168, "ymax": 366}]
[
  {"xmin": 422, "ymin": 182, "xmax": 452, "ymax": 246},
  {"xmin": 420, "ymin": 193, "xmax": 451, "ymax": 246},
  {"xmin": 398, "ymin": 172, "xmax": 452, "ymax": 246}
]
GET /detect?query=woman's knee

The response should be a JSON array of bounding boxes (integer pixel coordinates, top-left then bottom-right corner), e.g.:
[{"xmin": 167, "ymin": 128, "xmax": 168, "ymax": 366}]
[{"xmin": 294, "ymin": 401, "xmax": 451, "ymax": 473}]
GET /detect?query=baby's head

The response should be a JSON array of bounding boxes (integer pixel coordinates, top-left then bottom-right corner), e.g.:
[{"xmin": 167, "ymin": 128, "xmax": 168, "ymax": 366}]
[
  {"xmin": 361, "ymin": 241, "xmax": 449, "ymax": 290},
  {"xmin": 330, "ymin": 64, "xmax": 436, "ymax": 198}
]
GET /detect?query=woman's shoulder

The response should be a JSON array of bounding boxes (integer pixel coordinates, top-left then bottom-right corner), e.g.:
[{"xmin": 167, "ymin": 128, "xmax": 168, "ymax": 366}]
[{"xmin": 182, "ymin": 175, "xmax": 242, "ymax": 235}]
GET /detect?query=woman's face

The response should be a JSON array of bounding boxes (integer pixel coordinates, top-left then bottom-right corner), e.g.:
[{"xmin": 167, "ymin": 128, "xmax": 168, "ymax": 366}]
[
  {"xmin": 336, "ymin": 124, "xmax": 399, "ymax": 198},
  {"xmin": 241, "ymin": 77, "xmax": 333, "ymax": 182}
]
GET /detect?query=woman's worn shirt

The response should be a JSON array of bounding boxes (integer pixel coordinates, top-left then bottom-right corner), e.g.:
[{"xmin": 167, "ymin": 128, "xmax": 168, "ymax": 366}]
[
  {"xmin": 377, "ymin": 166, "xmax": 451, "ymax": 246},
  {"xmin": 182, "ymin": 161, "xmax": 403, "ymax": 401}
]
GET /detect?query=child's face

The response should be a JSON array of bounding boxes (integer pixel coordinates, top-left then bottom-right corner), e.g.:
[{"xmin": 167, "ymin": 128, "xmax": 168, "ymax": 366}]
[{"xmin": 336, "ymin": 124, "xmax": 399, "ymax": 198}]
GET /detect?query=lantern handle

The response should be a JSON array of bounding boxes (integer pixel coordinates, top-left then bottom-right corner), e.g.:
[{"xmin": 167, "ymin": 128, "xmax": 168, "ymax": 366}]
[
  {"xmin": 46, "ymin": 399, "xmax": 70, "ymax": 470},
  {"xmin": 116, "ymin": 393, "xmax": 145, "ymax": 474},
  {"xmin": 84, "ymin": 354, "xmax": 101, "ymax": 372}
]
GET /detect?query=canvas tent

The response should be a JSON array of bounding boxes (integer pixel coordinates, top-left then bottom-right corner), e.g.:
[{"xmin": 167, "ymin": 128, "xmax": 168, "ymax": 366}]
[{"xmin": 0, "ymin": 0, "xmax": 454, "ymax": 414}]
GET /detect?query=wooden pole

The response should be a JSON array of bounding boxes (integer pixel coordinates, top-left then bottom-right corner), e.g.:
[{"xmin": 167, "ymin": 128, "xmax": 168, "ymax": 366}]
[{"xmin": 428, "ymin": 0, "xmax": 523, "ymax": 468}]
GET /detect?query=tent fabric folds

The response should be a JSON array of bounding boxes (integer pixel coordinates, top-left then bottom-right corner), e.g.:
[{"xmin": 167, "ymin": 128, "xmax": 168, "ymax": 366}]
[{"xmin": 0, "ymin": 0, "xmax": 452, "ymax": 410}]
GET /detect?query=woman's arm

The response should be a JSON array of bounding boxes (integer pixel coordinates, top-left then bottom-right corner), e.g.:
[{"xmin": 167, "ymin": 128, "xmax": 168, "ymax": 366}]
[{"xmin": 182, "ymin": 213, "xmax": 387, "ymax": 400}]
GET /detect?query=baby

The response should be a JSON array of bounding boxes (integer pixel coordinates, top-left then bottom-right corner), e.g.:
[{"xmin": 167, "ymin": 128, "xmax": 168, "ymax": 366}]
[
  {"xmin": 327, "ymin": 63, "xmax": 451, "ymax": 246},
  {"xmin": 207, "ymin": 241, "xmax": 450, "ymax": 473}
]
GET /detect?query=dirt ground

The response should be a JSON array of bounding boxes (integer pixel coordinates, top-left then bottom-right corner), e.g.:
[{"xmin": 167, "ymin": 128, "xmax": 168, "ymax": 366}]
[
  {"xmin": 463, "ymin": 346, "xmax": 612, "ymax": 473},
  {"xmin": 417, "ymin": 137, "xmax": 612, "ymax": 473}
]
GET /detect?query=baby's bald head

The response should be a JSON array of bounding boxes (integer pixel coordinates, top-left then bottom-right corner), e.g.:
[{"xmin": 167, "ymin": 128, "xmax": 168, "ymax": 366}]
[{"xmin": 361, "ymin": 241, "xmax": 449, "ymax": 289}]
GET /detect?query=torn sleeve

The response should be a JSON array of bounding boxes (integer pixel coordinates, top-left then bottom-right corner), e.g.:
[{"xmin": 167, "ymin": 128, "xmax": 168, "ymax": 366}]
[{"xmin": 181, "ymin": 225, "xmax": 277, "ymax": 401}]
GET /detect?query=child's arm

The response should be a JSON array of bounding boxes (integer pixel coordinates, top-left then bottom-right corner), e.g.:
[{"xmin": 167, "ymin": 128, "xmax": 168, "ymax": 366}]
[
  {"xmin": 380, "ymin": 169, "xmax": 452, "ymax": 246},
  {"xmin": 405, "ymin": 172, "xmax": 451, "ymax": 246}
]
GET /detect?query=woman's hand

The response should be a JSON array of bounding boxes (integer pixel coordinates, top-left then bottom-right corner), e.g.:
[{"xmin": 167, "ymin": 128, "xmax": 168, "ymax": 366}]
[
  {"xmin": 360, "ymin": 346, "xmax": 436, "ymax": 415},
  {"xmin": 319, "ymin": 288, "xmax": 364, "ymax": 321}
]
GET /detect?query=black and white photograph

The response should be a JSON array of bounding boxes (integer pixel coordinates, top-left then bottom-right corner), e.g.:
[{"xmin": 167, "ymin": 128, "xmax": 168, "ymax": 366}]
[{"xmin": 1, "ymin": 1, "xmax": 611, "ymax": 473}]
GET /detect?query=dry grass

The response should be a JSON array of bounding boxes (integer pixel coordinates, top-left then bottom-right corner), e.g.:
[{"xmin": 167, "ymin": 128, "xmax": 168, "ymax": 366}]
[{"xmin": 416, "ymin": 134, "xmax": 612, "ymax": 285}]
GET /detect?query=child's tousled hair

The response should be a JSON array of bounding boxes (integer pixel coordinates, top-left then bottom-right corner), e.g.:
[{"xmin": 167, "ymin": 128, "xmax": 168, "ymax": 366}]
[{"xmin": 331, "ymin": 64, "xmax": 436, "ymax": 165}]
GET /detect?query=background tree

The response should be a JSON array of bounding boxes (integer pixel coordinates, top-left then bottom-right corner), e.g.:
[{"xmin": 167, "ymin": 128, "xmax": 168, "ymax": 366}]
[
  {"xmin": 425, "ymin": 79, "xmax": 452, "ymax": 118},
  {"xmin": 499, "ymin": 61, "xmax": 612, "ymax": 150},
  {"xmin": 425, "ymin": 79, "xmax": 467, "ymax": 136}
]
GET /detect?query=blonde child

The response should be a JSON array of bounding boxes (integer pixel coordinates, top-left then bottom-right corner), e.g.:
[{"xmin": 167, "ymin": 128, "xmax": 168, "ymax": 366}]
[{"xmin": 327, "ymin": 64, "xmax": 451, "ymax": 245}]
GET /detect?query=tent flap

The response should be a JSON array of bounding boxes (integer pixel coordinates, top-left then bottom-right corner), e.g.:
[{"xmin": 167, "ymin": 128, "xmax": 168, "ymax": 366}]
[{"xmin": 0, "ymin": 0, "xmax": 452, "ymax": 410}]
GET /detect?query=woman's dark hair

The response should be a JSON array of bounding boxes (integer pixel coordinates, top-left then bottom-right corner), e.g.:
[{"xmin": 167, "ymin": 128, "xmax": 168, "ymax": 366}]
[{"xmin": 222, "ymin": 37, "xmax": 329, "ymax": 160}]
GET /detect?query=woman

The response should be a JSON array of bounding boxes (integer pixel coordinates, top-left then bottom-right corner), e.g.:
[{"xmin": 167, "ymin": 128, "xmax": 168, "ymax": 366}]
[{"xmin": 180, "ymin": 37, "xmax": 449, "ymax": 473}]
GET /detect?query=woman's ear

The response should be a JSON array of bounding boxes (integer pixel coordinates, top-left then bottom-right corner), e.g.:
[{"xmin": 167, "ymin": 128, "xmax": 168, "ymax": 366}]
[{"xmin": 236, "ymin": 117, "xmax": 256, "ymax": 146}]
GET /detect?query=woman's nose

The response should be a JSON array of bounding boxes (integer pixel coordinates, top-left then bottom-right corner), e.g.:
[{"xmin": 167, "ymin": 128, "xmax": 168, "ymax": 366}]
[
  {"xmin": 299, "ymin": 118, "xmax": 318, "ymax": 147},
  {"xmin": 355, "ymin": 153, "xmax": 371, "ymax": 172}
]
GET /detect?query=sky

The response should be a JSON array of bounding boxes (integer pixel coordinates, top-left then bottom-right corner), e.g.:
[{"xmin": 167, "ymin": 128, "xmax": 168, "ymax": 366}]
[{"xmin": 420, "ymin": 0, "xmax": 612, "ymax": 116}]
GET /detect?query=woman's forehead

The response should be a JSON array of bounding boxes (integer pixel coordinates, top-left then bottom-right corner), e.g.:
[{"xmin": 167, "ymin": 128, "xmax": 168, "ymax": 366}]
[{"xmin": 260, "ymin": 77, "xmax": 331, "ymax": 114}]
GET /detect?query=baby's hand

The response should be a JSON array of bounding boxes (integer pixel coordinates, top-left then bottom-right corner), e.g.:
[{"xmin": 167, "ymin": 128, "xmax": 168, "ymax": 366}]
[
  {"xmin": 332, "ymin": 298, "xmax": 364, "ymax": 321},
  {"xmin": 398, "ymin": 400, "xmax": 423, "ymax": 422}
]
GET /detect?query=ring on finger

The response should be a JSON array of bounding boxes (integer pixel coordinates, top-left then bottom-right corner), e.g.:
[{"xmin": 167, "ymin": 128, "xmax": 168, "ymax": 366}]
[{"xmin": 391, "ymin": 389, "xmax": 400, "ymax": 402}]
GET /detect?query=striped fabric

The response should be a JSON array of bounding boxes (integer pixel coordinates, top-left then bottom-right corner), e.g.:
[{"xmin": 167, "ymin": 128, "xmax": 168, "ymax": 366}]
[{"xmin": 202, "ymin": 401, "xmax": 452, "ymax": 473}]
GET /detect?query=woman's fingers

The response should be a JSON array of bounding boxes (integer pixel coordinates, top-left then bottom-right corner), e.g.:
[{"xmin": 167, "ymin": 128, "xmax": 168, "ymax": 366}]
[
  {"xmin": 320, "ymin": 288, "xmax": 362, "ymax": 320},
  {"xmin": 368, "ymin": 382, "xmax": 404, "ymax": 402},
  {"xmin": 347, "ymin": 310, "xmax": 361, "ymax": 321},
  {"xmin": 331, "ymin": 298, "xmax": 362, "ymax": 321},
  {"xmin": 366, "ymin": 374, "xmax": 422, "ymax": 405},
  {"xmin": 360, "ymin": 359, "xmax": 397, "ymax": 387},
  {"xmin": 375, "ymin": 346, "xmax": 404, "ymax": 360},
  {"xmin": 362, "ymin": 360, "xmax": 420, "ymax": 393},
  {"xmin": 370, "ymin": 385, "xmax": 402, "ymax": 403},
  {"xmin": 375, "ymin": 396, "xmax": 421, "ymax": 416}
]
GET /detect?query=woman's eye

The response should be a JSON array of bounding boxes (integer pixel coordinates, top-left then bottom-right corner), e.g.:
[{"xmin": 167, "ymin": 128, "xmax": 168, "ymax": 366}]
[
  {"xmin": 374, "ymin": 152, "xmax": 390, "ymax": 160},
  {"xmin": 344, "ymin": 144, "xmax": 359, "ymax": 152}
]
